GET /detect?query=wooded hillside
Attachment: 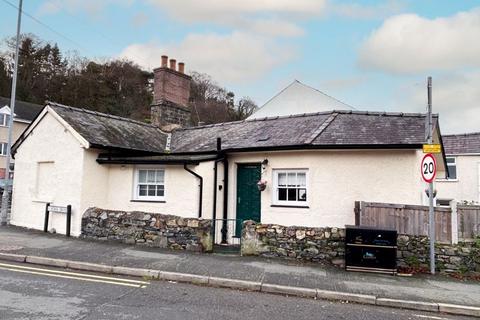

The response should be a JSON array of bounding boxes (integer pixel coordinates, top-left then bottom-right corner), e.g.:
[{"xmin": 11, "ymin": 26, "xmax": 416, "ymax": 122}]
[{"xmin": 0, "ymin": 34, "xmax": 257, "ymax": 124}]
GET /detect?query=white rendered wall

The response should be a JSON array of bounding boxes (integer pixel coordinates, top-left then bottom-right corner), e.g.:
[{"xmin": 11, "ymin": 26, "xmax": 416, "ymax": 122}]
[
  {"xmin": 11, "ymin": 113, "xmax": 85, "ymax": 235},
  {"xmin": 102, "ymin": 161, "xmax": 216, "ymax": 219},
  {"xmin": 226, "ymin": 149, "xmax": 428, "ymax": 228},
  {"xmin": 436, "ymin": 155, "xmax": 480, "ymax": 203}
]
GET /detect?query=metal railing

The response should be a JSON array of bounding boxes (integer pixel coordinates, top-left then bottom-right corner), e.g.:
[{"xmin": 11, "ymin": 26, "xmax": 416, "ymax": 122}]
[{"xmin": 212, "ymin": 218, "xmax": 244, "ymax": 246}]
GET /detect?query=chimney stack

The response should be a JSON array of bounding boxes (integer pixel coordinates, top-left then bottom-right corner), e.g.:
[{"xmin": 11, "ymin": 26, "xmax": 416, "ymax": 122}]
[
  {"xmin": 161, "ymin": 55, "xmax": 168, "ymax": 68},
  {"xmin": 151, "ymin": 55, "xmax": 192, "ymax": 131},
  {"xmin": 169, "ymin": 59, "xmax": 176, "ymax": 71},
  {"xmin": 178, "ymin": 62, "xmax": 185, "ymax": 74}
]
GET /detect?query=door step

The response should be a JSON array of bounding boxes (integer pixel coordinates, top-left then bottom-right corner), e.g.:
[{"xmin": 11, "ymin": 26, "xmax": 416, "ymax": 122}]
[{"xmin": 212, "ymin": 244, "xmax": 241, "ymax": 254}]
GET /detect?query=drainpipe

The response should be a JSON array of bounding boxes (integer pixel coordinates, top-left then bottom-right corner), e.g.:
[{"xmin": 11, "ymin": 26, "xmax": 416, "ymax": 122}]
[
  {"xmin": 184, "ymin": 164, "xmax": 203, "ymax": 218},
  {"xmin": 221, "ymin": 157, "xmax": 229, "ymax": 244},
  {"xmin": 212, "ymin": 138, "xmax": 224, "ymax": 244}
]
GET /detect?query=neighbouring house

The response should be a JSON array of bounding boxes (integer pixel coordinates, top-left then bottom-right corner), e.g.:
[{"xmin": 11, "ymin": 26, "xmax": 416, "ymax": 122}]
[
  {"xmin": 0, "ymin": 97, "xmax": 43, "ymax": 186},
  {"xmin": 247, "ymin": 80, "xmax": 354, "ymax": 120},
  {"xmin": 436, "ymin": 132, "xmax": 480, "ymax": 205},
  {"xmin": 10, "ymin": 56, "xmax": 447, "ymax": 243}
]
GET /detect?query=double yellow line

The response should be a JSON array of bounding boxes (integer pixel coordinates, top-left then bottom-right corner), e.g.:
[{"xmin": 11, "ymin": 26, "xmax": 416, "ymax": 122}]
[{"xmin": 0, "ymin": 262, "xmax": 150, "ymax": 288}]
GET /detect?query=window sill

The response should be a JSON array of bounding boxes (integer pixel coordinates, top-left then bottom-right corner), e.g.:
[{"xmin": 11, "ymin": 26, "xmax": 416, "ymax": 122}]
[
  {"xmin": 130, "ymin": 199, "xmax": 166, "ymax": 203},
  {"xmin": 271, "ymin": 204, "xmax": 309, "ymax": 209},
  {"xmin": 436, "ymin": 179, "xmax": 458, "ymax": 182}
]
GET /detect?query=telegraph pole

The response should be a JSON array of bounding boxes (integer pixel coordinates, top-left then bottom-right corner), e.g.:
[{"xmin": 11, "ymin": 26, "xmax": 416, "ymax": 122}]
[
  {"xmin": 0, "ymin": 0, "xmax": 23, "ymax": 225},
  {"xmin": 427, "ymin": 76, "xmax": 436, "ymax": 274}
]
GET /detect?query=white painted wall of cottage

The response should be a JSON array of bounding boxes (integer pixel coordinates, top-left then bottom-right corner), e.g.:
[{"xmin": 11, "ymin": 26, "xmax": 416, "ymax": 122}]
[
  {"xmin": 436, "ymin": 155, "xmax": 480, "ymax": 203},
  {"xmin": 226, "ymin": 149, "xmax": 429, "ymax": 228},
  {"xmin": 11, "ymin": 112, "xmax": 85, "ymax": 235},
  {"xmin": 100, "ymin": 161, "xmax": 217, "ymax": 219}
]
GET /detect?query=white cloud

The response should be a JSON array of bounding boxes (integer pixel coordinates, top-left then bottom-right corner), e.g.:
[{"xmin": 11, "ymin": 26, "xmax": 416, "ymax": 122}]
[
  {"xmin": 146, "ymin": 0, "xmax": 328, "ymax": 38},
  {"xmin": 119, "ymin": 32, "xmax": 295, "ymax": 84},
  {"xmin": 394, "ymin": 73, "xmax": 480, "ymax": 134},
  {"xmin": 359, "ymin": 8, "xmax": 480, "ymax": 73},
  {"xmin": 146, "ymin": 0, "xmax": 327, "ymax": 22},
  {"xmin": 330, "ymin": 0, "xmax": 405, "ymax": 20},
  {"xmin": 38, "ymin": 0, "xmax": 134, "ymax": 16}
]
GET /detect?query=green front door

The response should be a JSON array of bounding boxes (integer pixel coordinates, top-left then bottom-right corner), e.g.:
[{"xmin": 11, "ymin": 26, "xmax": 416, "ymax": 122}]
[{"xmin": 236, "ymin": 164, "xmax": 261, "ymax": 237}]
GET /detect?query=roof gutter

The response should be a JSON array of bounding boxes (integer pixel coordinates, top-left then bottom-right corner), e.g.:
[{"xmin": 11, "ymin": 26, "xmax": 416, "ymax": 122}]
[{"xmin": 167, "ymin": 143, "xmax": 424, "ymax": 156}]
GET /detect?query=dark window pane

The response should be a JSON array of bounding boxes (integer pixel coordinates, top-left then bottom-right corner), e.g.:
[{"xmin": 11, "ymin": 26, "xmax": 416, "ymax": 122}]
[
  {"xmin": 448, "ymin": 165, "xmax": 457, "ymax": 179},
  {"xmin": 287, "ymin": 188, "xmax": 296, "ymax": 201},
  {"xmin": 298, "ymin": 189, "xmax": 307, "ymax": 201},
  {"xmin": 139, "ymin": 185, "xmax": 147, "ymax": 196},
  {"xmin": 446, "ymin": 157, "xmax": 455, "ymax": 164},
  {"xmin": 147, "ymin": 185, "xmax": 156, "ymax": 196},
  {"xmin": 156, "ymin": 185, "xmax": 165, "ymax": 197},
  {"xmin": 278, "ymin": 188, "xmax": 287, "ymax": 201}
]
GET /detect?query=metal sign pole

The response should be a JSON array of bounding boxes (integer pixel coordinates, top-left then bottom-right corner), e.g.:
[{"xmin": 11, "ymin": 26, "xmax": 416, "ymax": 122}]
[
  {"xmin": 427, "ymin": 76, "xmax": 435, "ymax": 274},
  {"xmin": 0, "ymin": 0, "xmax": 23, "ymax": 225}
]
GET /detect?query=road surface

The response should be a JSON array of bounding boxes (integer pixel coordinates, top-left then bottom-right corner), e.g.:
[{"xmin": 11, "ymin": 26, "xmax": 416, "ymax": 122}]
[{"xmin": 0, "ymin": 262, "xmax": 471, "ymax": 320}]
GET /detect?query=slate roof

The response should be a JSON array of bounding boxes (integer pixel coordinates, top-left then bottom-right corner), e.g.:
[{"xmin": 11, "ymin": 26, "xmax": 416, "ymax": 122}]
[
  {"xmin": 13, "ymin": 102, "xmax": 438, "ymax": 157},
  {"xmin": 171, "ymin": 111, "xmax": 435, "ymax": 153},
  {"xmin": 0, "ymin": 96, "xmax": 43, "ymax": 121},
  {"xmin": 47, "ymin": 102, "xmax": 168, "ymax": 153},
  {"xmin": 442, "ymin": 132, "xmax": 480, "ymax": 154}
]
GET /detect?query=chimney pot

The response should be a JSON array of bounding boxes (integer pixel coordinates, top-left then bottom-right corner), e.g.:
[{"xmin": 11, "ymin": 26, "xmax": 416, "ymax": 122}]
[
  {"xmin": 169, "ymin": 59, "xmax": 176, "ymax": 71},
  {"xmin": 178, "ymin": 62, "xmax": 185, "ymax": 74},
  {"xmin": 161, "ymin": 55, "xmax": 168, "ymax": 68}
]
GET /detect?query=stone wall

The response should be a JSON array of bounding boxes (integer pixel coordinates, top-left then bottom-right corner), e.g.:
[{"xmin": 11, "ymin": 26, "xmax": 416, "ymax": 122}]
[
  {"xmin": 241, "ymin": 221, "xmax": 346, "ymax": 267},
  {"xmin": 242, "ymin": 221, "xmax": 480, "ymax": 274},
  {"xmin": 81, "ymin": 208, "xmax": 212, "ymax": 252},
  {"xmin": 151, "ymin": 100, "xmax": 191, "ymax": 129},
  {"xmin": 397, "ymin": 235, "xmax": 480, "ymax": 273}
]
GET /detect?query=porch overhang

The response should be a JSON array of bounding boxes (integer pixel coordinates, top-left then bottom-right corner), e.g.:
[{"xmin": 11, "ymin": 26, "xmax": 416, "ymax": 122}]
[{"xmin": 96, "ymin": 153, "xmax": 218, "ymax": 165}]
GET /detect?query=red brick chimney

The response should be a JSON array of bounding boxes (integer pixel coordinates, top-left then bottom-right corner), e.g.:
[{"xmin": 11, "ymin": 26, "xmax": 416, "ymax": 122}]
[{"xmin": 151, "ymin": 55, "xmax": 192, "ymax": 130}]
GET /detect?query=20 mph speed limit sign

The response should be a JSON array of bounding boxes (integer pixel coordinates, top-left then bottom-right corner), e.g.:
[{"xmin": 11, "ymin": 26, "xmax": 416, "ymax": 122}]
[{"xmin": 421, "ymin": 153, "xmax": 437, "ymax": 183}]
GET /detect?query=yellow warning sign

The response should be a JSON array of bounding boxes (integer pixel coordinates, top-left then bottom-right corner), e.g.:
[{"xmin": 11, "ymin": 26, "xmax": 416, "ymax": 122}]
[{"xmin": 423, "ymin": 144, "xmax": 442, "ymax": 153}]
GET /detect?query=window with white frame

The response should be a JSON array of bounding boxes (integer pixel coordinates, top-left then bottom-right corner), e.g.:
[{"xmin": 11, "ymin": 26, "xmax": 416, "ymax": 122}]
[
  {"xmin": 446, "ymin": 157, "xmax": 457, "ymax": 179},
  {"xmin": 0, "ymin": 114, "xmax": 10, "ymax": 127},
  {"xmin": 134, "ymin": 168, "xmax": 165, "ymax": 200},
  {"xmin": 0, "ymin": 142, "xmax": 8, "ymax": 156},
  {"xmin": 273, "ymin": 169, "xmax": 308, "ymax": 205}
]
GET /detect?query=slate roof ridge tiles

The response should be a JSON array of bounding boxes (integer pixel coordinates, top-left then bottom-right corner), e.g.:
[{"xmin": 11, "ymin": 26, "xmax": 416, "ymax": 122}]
[
  {"xmin": 305, "ymin": 112, "xmax": 339, "ymax": 144},
  {"xmin": 46, "ymin": 101, "xmax": 162, "ymax": 130},
  {"xmin": 176, "ymin": 109, "xmax": 436, "ymax": 133}
]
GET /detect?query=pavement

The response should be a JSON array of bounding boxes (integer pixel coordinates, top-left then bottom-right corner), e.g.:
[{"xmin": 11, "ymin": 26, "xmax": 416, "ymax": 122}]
[
  {"xmin": 1, "ymin": 226, "xmax": 479, "ymax": 316},
  {"xmin": 0, "ymin": 262, "xmax": 472, "ymax": 320}
]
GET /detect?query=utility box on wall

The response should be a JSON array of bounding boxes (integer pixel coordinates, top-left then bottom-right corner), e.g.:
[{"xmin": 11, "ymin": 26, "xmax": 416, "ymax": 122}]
[{"xmin": 345, "ymin": 225, "xmax": 397, "ymax": 275}]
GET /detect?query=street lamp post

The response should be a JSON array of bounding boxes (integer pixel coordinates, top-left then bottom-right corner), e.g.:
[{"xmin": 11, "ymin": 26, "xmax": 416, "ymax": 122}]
[{"xmin": 0, "ymin": 0, "xmax": 23, "ymax": 225}]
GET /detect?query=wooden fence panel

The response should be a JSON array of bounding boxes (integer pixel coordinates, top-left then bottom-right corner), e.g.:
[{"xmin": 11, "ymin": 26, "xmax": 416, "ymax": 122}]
[
  {"xmin": 358, "ymin": 201, "xmax": 452, "ymax": 243},
  {"xmin": 457, "ymin": 205, "xmax": 480, "ymax": 240}
]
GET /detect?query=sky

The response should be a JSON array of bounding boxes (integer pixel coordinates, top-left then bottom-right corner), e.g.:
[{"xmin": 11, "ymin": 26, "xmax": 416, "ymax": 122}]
[{"xmin": 0, "ymin": 0, "xmax": 479, "ymax": 134}]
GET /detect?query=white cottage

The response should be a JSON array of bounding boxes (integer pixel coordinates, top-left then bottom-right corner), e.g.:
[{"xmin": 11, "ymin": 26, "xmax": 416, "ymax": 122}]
[
  {"xmin": 436, "ymin": 132, "xmax": 480, "ymax": 205},
  {"xmin": 10, "ymin": 57, "xmax": 447, "ymax": 243}
]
